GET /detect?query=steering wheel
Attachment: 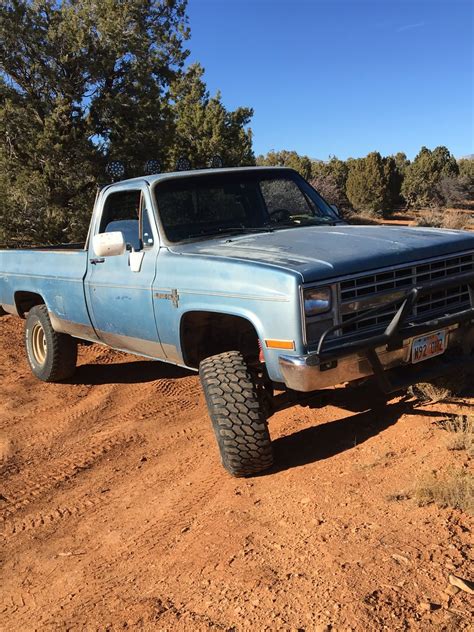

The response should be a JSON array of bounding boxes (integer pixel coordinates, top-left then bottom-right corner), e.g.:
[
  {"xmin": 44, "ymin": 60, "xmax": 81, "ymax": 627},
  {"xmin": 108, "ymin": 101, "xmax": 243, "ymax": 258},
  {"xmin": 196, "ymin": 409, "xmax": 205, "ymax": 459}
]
[{"xmin": 269, "ymin": 208, "xmax": 292, "ymax": 223}]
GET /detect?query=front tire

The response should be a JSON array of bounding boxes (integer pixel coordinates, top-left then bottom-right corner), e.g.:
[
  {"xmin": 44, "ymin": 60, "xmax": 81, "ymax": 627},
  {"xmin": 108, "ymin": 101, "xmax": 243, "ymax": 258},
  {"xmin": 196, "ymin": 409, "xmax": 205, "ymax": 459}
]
[
  {"xmin": 25, "ymin": 305, "xmax": 77, "ymax": 382},
  {"xmin": 199, "ymin": 350, "xmax": 273, "ymax": 477}
]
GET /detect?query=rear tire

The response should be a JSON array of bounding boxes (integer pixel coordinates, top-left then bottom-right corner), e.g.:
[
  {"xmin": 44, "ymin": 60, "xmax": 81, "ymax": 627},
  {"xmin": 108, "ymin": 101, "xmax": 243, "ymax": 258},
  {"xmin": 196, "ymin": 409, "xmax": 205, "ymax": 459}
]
[
  {"xmin": 25, "ymin": 305, "xmax": 77, "ymax": 382},
  {"xmin": 199, "ymin": 350, "xmax": 273, "ymax": 477}
]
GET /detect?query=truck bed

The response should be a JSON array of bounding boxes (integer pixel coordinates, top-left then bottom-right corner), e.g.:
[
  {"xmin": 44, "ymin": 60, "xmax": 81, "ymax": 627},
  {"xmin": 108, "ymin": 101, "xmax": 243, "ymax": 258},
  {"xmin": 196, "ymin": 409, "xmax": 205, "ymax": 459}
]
[{"xmin": 0, "ymin": 248, "xmax": 91, "ymax": 333}]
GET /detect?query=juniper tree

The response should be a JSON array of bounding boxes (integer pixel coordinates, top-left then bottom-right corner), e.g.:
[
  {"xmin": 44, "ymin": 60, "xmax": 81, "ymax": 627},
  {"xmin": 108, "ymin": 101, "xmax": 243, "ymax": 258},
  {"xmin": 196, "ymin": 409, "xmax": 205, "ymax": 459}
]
[
  {"xmin": 256, "ymin": 150, "xmax": 313, "ymax": 180},
  {"xmin": 401, "ymin": 146, "xmax": 459, "ymax": 208},
  {"xmin": 169, "ymin": 63, "xmax": 254, "ymax": 169}
]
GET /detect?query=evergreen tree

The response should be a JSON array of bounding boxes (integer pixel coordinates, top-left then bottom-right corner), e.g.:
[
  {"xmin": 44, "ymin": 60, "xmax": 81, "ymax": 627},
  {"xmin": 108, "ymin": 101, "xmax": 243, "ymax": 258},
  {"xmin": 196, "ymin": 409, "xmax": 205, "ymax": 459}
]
[
  {"xmin": 1, "ymin": 0, "xmax": 190, "ymax": 243},
  {"xmin": 311, "ymin": 157, "xmax": 349, "ymax": 211},
  {"xmin": 383, "ymin": 155, "xmax": 407, "ymax": 209},
  {"xmin": 346, "ymin": 151, "xmax": 388, "ymax": 215},
  {"xmin": 401, "ymin": 146, "xmax": 459, "ymax": 208},
  {"xmin": 256, "ymin": 150, "xmax": 312, "ymax": 180},
  {"xmin": 169, "ymin": 63, "xmax": 254, "ymax": 169},
  {"xmin": 457, "ymin": 158, "xmax": 474, "ymax": 200},
  {"xmin": 1, "ymin": 1, "xmax": 255, "ymax": 244}
]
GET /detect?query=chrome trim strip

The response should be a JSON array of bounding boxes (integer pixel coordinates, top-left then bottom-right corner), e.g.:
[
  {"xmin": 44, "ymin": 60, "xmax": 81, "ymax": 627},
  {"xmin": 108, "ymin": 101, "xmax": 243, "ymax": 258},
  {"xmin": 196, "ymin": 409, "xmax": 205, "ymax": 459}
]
[
  {"xmin": 178, "ymin": 289, "xmax": 290, "ymax": 302},
  {"xmin": 2, "ymin": 273, "xmax": 83, "ymax": 282},
  {"xmin": 299, "ymin": 284, "xmax": 307, "ymax": 347}
]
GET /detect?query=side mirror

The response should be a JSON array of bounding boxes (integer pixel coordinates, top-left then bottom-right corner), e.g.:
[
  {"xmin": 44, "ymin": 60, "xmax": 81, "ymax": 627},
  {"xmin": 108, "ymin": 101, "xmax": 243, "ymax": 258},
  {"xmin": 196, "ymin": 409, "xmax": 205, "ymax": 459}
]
[
  {"xmin": 330, "ymin": 204, "xmax": 342, "ymax": 219},
  {"xmin": 92, "ymin": 231, "xmax": 126, "ymax": 257}
]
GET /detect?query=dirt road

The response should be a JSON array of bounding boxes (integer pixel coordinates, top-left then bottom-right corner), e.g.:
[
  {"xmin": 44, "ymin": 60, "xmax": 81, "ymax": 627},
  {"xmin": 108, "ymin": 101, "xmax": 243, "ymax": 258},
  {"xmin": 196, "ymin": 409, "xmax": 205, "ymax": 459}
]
[{"xmin": 1, "ymin": 315, "xmax": 472, "ymax": 630}]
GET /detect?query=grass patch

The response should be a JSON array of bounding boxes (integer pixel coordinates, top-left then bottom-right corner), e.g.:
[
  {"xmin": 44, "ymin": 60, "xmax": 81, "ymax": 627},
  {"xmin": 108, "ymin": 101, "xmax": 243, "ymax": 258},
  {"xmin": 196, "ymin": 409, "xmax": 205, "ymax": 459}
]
[
  {"xmin": 441, "ymin": 414, "xmax": 474, "ymax": 456},
  {"xmin": 415, "ymin": 210, "xmax": 472, "ymax": 230},
  {"xmin": 410, "ymin": 370, "xmax": 470, "ymax": 403},
  {"xmin": 415, "ymin": 470, "xmax": 474, "ymax": 514}
]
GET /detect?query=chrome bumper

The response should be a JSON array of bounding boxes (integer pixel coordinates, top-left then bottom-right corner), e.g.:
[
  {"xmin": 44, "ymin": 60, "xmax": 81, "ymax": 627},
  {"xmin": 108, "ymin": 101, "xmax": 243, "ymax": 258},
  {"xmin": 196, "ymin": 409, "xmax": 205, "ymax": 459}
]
[
  {"xmin": 283, "ymin": 270, "xmax": 474, "ymax": 394},
  {"xmin": 279, "ymin": 325, "xmax": 473, "ymax": 393}
]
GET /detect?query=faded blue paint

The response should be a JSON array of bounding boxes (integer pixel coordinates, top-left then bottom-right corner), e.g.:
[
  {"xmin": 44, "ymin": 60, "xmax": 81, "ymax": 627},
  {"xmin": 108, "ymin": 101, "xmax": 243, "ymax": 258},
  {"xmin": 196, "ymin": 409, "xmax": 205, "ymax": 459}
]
[{"xmin": 2, "ymin": 167, "xmax": 474, "ymax": 384}]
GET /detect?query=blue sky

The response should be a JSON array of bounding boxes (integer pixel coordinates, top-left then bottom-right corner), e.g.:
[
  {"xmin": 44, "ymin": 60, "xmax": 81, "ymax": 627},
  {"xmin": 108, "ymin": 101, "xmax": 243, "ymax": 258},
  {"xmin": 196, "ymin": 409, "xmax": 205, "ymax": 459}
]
[{"xmin": 187, "ymin": 0, "xmax": 473, "ymax": 160}]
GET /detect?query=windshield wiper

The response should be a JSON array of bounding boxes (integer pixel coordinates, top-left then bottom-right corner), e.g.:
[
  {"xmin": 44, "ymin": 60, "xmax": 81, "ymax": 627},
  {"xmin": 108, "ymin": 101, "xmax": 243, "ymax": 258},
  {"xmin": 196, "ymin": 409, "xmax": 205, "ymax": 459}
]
[{"xmin": 186, "ymin": 225, "xmax": 275, "ymax": 239}]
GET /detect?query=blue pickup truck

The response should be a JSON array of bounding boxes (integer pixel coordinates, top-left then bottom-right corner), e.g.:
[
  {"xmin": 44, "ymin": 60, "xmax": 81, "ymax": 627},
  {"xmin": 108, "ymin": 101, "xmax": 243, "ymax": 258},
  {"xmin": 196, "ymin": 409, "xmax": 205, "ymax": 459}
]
[{"xmin": 1, "ymin": 167, "xmax": 474, "ymax": 476}]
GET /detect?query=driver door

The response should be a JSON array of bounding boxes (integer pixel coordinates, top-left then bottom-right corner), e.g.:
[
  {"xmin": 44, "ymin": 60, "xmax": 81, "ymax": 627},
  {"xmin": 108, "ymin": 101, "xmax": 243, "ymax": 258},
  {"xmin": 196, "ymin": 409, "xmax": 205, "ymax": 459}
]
[{"xmin": 85, "ymin": 185, "xmax": 164, "ymax": 358}]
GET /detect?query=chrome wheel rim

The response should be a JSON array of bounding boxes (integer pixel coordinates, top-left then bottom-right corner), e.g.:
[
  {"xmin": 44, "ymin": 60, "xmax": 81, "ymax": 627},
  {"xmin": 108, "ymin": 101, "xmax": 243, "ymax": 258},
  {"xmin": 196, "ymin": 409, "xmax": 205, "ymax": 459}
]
[{"xmin": 31, "ymin": 323, "xmax": 47, "ymax": 365}]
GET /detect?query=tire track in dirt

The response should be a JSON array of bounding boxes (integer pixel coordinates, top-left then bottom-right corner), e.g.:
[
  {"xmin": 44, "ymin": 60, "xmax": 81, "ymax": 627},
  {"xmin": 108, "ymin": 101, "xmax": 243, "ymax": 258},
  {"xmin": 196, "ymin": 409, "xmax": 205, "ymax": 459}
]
[
  {"xmin": 0, "ymin": 387, "xmax": 114, "ymax": 448},
  {"xmin": 1, "ymin": 432, "xmax": 142, "ymax": 520},
  {"xmin": 2, "ymin": 496, "xmax": 102, "ymax": 538}
]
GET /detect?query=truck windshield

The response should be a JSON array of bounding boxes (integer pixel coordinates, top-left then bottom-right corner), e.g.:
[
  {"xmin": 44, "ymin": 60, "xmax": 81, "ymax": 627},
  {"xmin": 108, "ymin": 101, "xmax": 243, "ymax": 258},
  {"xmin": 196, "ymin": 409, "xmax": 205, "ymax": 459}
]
[{"xmin": 153, "ymin": 169, "xmax": 339, "ymax": 242}]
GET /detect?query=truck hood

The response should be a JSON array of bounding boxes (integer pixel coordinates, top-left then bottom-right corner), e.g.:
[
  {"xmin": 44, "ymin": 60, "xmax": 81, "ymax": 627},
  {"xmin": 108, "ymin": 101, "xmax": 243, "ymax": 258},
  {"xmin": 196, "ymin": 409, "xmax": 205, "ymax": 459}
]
[{"xmin": 173, "ymin": 225, "xmax": 474, "ymax": 283}]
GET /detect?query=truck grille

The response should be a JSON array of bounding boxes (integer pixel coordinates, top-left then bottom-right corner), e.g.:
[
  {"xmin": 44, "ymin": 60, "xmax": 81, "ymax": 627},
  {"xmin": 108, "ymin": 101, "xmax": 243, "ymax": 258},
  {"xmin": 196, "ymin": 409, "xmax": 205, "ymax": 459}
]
[{"xmin": 338, "ymin": 253, "xmax": 474, "ymax": 340}]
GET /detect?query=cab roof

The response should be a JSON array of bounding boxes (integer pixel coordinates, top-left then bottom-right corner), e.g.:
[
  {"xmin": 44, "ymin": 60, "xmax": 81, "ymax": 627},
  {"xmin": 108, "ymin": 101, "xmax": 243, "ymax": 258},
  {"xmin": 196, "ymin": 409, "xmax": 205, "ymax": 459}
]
[{"xmin": 107, "ymin": 166, "xmax": 292, "ymax": 188}]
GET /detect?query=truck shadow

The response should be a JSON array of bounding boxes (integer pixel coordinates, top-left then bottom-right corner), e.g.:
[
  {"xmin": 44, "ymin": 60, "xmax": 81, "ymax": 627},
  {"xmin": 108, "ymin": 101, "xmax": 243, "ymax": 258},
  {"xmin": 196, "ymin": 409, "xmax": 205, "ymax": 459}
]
[
  {"xmin": 271, "ymin": 400, "xmax": 408, "ymax": 474},
  {"xmin": 269, "ymin": 385, "xmax": 443, "ymax": 474},
  {"xmin": 70, "ymin": 360, "xmax": 193, "ymax": 385}
]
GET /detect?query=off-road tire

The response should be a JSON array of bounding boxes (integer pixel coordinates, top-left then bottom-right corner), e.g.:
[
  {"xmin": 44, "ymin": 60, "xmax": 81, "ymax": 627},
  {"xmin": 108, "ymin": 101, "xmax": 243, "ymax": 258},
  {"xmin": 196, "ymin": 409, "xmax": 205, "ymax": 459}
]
[
  {"xmin": 199, "ymin": 351, "xmax": 274, "ymax": 477},
  {"xmin": 25, "ymin": 305, "xmax": 77, "ymax": 382}
]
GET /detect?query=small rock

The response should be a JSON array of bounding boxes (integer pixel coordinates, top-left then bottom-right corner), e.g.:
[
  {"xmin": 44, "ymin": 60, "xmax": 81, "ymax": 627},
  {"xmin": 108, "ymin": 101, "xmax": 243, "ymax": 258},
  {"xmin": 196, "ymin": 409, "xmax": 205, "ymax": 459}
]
[
  {"xmin": 448, "ymin": 574, "xmax": 474, "ymax": 595},
  {"xmin": 444, "ymin": 584, "xmax": 460, "ymax": 596},
  {"xmin": 419, "ymin": 602, "xmax": 440, "ymax": 612},
  {"xmin": 392, "ymin": 553, "xmax": 410, "ymax": 565},
  {"xmin": 300, "ymin": 497, "xmax": 311, "ymax": 505}
]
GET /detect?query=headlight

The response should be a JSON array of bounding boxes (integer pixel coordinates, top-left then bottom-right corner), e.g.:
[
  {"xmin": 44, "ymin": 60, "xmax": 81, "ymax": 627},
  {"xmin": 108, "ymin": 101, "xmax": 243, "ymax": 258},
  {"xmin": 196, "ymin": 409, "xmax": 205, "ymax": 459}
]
[{"xmin": 304, "ymin": 287, "xmax": 332, "ymax": 316}]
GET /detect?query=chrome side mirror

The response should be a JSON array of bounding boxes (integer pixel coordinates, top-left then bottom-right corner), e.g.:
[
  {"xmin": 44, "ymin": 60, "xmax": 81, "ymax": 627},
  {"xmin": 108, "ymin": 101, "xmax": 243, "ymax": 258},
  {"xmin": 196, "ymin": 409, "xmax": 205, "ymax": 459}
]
[{"xmin": 92, "ymin": 231, "xmax": 126, "ymax": 257}]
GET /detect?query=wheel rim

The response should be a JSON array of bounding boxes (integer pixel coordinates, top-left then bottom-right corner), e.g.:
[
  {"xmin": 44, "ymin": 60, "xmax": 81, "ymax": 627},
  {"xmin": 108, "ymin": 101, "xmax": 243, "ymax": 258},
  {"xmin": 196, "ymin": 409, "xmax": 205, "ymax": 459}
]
[{"xmin": 31, "ymin": 323, "xmax": 47, "ymax": 365}]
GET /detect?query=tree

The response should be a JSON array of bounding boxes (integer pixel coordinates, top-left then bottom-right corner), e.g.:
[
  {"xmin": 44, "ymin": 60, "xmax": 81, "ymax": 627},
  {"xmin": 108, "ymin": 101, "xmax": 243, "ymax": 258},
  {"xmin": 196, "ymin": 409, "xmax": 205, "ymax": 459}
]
[
  {"xmin": 1, "ymin": 1, "xmax": 255, "ymax": 245},
  {"xmin": 311, "ymin": 157, "xmax": 349, "ymax": 212},
  {"xmin": 256, "ymin": 150, "xmax": 313, "ymax": 180},
  {"xmin": 401, "ymin": 146, "xmax": 459, "ymax": 208},
  {"xmin": 169, "ymin": 63, "xmax": 254, "ymax": 169},
  {"xmin": 1, "ymin": 0, "xmax": 191, "ymax": 243},
  {"xmin": 346, "ymin": 151, "xmax": 388, "ymax": 215},
  {"xmin": 457, "ymin": 158, "xmax": 474, "ymax": 202}
]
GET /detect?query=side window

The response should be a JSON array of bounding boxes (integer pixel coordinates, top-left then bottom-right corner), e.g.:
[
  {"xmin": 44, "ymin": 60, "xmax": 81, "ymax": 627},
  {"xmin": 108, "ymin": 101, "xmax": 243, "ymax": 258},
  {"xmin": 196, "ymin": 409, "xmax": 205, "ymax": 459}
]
[
  {"xmin": 100, "ymin": 190, "xmax": 155, "ymax": 250},
  {"xmin": 100, "ymin": 190, "xmax": 141, "ymax": 250}
]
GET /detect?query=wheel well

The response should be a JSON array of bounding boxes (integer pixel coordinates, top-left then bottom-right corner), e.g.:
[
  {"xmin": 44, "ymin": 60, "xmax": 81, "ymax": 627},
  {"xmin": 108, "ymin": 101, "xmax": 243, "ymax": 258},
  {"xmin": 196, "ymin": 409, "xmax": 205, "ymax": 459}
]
[
  {"xmin": 180, "ymin": 311, "xmax": 260, "ymax": 369},
  {"xmin": 14, "ymin": 292, "xmax": 45, "ymax": 318}
]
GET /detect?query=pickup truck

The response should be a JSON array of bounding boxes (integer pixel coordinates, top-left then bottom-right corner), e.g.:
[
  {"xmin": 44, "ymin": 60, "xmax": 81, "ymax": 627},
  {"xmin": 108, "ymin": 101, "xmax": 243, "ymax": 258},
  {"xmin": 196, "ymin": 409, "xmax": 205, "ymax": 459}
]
[{"xmin": 1, "ymin": 166, "xmax": 474, "ymax": 476}]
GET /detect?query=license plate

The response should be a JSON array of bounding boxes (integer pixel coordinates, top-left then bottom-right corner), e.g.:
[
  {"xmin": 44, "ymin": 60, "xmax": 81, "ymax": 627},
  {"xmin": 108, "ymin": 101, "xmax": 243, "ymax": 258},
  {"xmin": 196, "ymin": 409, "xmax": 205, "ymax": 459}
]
[{"xmin": 411, "ymin": 330, "xmax": 447, "ymax": 364}]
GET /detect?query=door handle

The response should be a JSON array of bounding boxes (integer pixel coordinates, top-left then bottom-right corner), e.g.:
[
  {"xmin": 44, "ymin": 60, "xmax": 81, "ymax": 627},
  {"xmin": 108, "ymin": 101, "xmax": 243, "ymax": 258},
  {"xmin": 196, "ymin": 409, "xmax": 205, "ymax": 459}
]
[{"xmin": 90, "ymin": 257, "xmax": 105, "ymax": 265}]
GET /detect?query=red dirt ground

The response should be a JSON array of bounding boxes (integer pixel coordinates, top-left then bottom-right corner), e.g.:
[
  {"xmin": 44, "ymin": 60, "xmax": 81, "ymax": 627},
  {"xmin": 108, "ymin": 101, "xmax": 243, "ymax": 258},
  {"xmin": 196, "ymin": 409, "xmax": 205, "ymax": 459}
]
[{"xmin": 1, "ymin": 314, "xmax": 472, "ymax": 630}]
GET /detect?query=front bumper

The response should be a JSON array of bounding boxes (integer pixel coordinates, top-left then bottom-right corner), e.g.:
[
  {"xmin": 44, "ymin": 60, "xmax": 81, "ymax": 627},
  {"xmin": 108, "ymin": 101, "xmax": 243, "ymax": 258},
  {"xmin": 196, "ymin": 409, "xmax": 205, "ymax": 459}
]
[{"xmin": 280, "ymin": 271, "xmax": 474, "ymax": 394}]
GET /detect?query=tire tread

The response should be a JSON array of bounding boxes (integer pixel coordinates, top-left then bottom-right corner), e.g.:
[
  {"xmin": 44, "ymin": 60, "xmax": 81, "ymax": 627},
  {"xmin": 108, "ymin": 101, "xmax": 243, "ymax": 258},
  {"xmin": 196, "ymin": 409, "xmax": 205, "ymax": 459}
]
[{"xmin": 199, "ymin": 351, "xmax": 273, "ymax": 477}]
